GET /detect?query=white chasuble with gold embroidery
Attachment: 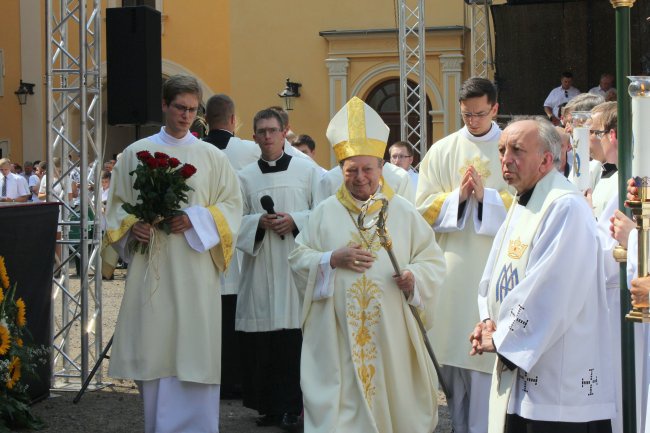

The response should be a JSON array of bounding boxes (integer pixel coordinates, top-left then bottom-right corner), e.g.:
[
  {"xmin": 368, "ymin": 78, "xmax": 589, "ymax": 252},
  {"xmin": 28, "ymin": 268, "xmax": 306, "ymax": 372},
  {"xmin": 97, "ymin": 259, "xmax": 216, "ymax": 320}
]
[
  {"xmin": 416, "ymin": 125, "xmax": 513, "ymax": 374},
  {"xmin": 478, "ymin": 170, "xmax": 616, "ymax": 428},
  {"xmin": 289, "ymin": 185, "xmax": 446, "ymax": 433}
]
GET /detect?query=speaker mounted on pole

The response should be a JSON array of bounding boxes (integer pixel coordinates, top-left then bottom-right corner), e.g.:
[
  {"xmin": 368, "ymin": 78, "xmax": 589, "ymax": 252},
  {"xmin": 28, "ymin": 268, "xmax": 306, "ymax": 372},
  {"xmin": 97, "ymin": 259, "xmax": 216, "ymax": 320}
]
[{"xmin": 106, "ymin": 6, "xmax": 162, "ymax": 126}]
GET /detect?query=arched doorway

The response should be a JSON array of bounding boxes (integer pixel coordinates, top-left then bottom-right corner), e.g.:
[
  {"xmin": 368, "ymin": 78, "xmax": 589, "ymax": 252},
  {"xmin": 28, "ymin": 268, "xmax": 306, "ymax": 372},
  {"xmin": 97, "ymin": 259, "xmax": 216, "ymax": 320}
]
[{"xmin": 365, "ymin": 78, "xmax": 432, "ymax": 165}]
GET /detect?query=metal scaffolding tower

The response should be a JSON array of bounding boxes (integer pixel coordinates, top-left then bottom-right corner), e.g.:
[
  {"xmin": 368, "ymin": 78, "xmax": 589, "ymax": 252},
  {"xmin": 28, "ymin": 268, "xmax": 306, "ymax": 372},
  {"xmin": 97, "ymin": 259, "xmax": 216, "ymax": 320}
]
[
  {"xmin": 466, "ymin": 0, "xmax": 494, "ymax": 79},
  {"xmin": 397, "ymin": 0, "xmax": 428, "ymax": 166},
  {"xmin": 46, "ymin": 0, "xmax": 104, "ymax": 389}
]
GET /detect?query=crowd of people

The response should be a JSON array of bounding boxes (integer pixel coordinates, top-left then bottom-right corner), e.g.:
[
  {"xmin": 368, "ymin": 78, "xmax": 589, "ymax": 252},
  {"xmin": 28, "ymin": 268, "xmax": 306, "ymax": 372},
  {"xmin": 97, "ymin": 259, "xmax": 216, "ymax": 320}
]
[{"xmin": 6, "ymin": 71, "xmax": 646, "ymax": 433}]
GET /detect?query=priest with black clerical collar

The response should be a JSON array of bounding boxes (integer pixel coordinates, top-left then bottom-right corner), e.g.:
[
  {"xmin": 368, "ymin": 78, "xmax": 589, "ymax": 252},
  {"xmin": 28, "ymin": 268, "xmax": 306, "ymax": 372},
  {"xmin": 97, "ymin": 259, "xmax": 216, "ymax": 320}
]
[
  {"xmin": 470, "ymin": 117, "xmax": 615, "ymax": 433},
  {"xmin": 235, "ymin": 108, "xmax": 321, "ymax": 430}
]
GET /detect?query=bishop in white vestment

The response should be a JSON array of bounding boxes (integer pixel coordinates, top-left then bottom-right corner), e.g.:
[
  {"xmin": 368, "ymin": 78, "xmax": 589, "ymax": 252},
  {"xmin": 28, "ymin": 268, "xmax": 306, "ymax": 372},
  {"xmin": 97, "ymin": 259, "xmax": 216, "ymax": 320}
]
[{"xmin": 290, "ymin": 97, "xmax": 446, "ymax": 433}]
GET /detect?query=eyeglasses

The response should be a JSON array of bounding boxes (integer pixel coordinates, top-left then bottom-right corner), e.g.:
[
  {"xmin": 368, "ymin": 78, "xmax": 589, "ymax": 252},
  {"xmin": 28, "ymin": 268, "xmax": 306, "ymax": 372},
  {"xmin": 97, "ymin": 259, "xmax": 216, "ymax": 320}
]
[
  {"xmin": 461, "ymin": 111, "xmax": 491, "ymax": 120},
  {"xmin": 390, "ymin": 154, "xmax": 412, "ymax": 160},
  {"xmin": 564, "ymin": 90, "xmax": 569, "ymax": 98},
  {"xmin": 589, "ymin": 129, "xmax": 609, "ymax": 139},
  {"xmin": 255, "ymin": 127, "xmax": 281, "ymax": 136},
  {"xmin": 170, "ymin": 103, "xmax": 199, "ymax": 114}
]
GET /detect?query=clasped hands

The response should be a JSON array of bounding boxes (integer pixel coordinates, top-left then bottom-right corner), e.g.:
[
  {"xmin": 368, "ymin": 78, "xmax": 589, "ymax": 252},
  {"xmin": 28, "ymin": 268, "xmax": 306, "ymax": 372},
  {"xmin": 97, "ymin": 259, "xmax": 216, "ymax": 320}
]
[
  {"xmin": 259, "ymin": 212, "xmax": 296, "ymax": 236},
  {"xmin": 460, "ymin": 165, "xmax": 484, "ymax": 203},
  {"xmin": 469, "ymin": 319, "xmax": 496, "ymax": 356},
  {"xmin": 330, "ymin": 243, "xmax": 415, "ymax": 298},
  {"xmin": 132, "ymin": 214, "xmax": 193, "ymax": 244}
]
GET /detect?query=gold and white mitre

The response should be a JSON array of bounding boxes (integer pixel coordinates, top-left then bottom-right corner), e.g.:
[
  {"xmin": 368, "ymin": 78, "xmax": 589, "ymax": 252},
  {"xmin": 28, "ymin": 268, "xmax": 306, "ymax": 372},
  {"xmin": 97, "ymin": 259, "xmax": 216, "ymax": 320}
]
[{"xmin": 327, "ymin": 96, "xmax": 390, "ymax": 163}]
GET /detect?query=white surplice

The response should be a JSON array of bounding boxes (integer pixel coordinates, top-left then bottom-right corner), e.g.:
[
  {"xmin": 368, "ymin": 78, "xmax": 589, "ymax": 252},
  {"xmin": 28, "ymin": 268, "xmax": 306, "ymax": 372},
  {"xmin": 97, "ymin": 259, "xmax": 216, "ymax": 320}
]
[
  {"xmin": 479, "ymin": 171, "xmax": 615, "ymax": 425},
  {"xmin": 235, "ymin": 154, "xmax": 321, "ymax": 332}
]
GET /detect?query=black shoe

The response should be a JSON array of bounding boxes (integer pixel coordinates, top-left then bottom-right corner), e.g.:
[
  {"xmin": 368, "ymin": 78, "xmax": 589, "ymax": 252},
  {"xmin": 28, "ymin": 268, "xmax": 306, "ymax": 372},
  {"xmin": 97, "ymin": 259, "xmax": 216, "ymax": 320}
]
[
  {"xmin": 255, "ymin": 414, "xmax": 282, "ymax": 427},
  {"xmin": 280, "ymin": 413, "xmax": 301, "ymax": 432}
]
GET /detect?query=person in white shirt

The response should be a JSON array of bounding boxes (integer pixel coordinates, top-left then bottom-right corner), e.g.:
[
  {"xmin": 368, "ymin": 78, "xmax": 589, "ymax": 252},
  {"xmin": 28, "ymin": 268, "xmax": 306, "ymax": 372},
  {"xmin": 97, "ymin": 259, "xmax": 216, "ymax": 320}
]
[
  {"xmin": 543, "ymin": 71, "xmax": 580, "ymax": 126},
  {"xmin": 0, "ymin": 158, "xmax": 30, "ymax": 203},
  {"xmin": 589, "ymin": 73, "xmax": 616, "ymax": 99}
]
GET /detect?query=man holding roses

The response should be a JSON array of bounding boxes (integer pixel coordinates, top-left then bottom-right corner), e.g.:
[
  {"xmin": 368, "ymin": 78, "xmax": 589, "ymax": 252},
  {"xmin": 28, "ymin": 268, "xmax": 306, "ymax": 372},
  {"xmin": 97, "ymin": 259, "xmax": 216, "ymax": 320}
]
[{"xmin": 103, "ymin": 74, "xmax": 242, "ymax": 433}]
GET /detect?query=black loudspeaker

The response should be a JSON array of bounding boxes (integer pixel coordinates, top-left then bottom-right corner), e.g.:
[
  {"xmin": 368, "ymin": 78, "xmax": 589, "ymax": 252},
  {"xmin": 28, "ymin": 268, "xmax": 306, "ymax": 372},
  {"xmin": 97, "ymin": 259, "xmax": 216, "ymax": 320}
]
[{"xmin": 106, "ymin": 6, "xmax": 162, "ymax": 126}]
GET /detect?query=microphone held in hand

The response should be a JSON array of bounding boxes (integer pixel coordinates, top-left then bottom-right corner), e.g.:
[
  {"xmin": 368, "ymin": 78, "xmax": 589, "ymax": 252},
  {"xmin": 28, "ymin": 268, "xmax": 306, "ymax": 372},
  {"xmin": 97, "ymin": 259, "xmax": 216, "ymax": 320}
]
[{"xmin": 260, "ymin": 195, "xmax": 284, "ymax": 240}]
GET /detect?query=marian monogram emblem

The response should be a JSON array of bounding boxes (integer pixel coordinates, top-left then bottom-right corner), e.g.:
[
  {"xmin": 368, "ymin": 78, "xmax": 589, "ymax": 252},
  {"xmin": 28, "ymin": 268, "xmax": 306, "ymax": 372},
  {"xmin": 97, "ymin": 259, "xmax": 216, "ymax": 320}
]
[
  {"xmin": 458, "ymin": 156, "xmax": 491, "ymax": 179},
  {"xmin": 507, "ymin": 238, "xmax": 528, "ymax": 260},
  {"xmin": 495, "ymin": 263, "xmax": 518, "ymax": 303}
]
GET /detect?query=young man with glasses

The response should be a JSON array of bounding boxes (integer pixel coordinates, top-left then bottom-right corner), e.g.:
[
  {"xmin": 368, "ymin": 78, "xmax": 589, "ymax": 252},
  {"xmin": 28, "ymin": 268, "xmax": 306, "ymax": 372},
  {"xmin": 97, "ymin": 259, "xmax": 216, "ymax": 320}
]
[
  {"xmin": 236, "ymin": 108, "xmax": 321, "ymax": 430},
  {"xmin": 543, "ymin": 71, "xmax": 580, "ymax": 126},
  {"xmin": 588, "ymin": 101, "xmax": 624, "ymax": 433},
  {"xmin": 389, "ymin": 140, "xmax": 419, "ymax": 192},
  {"xmin": 416, "ymin": 77, "xmax": 513, "ymax": 433},
  {"xmin": 103, "ymin": 74, "xmax": 243, "ymax": 433}
]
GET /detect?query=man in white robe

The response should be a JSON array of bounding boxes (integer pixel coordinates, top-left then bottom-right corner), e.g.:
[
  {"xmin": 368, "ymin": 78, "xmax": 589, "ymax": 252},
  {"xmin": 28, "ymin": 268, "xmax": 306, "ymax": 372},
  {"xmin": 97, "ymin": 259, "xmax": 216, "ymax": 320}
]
[
  {"xmin": 235, "ymin": 108, "xmax": 321, "ymax": 429},
  {"xmin": 289, "ymin": 96, "xmax": 446, "ymax": 433},
  {"xmin": 203, "ymin": 93, "xmax": 259, "ymax": 399},
  {"xmin": 103, "ymin": 75, "xmax": 242, "ymax": 433},
  {"xmin": 416, "ymin": 77, "xmax": 512, "ymax": 433},
  {"xmin": 470, "ymin": 117, "xmax": 615, "ymax": 433},
  {"xmin": 585, "ymin": 101, "xmax": 622, "ymax": 433}
]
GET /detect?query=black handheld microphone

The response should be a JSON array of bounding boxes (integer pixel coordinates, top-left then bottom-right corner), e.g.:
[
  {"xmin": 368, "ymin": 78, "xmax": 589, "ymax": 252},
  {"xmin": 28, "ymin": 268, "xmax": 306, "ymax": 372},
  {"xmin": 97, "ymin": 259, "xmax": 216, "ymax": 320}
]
[{"xmin": 260, "ymin": 195, "xmax": 284, "ymax": 240}]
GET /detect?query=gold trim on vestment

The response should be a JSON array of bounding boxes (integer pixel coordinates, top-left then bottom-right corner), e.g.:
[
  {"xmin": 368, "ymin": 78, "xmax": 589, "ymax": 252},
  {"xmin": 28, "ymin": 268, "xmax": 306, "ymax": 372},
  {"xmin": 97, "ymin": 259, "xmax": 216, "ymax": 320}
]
[
  {"xmin": 336, "ymin": 179, "xmax": 395, "ymax": 214},
  {"xmin": 101, "ymin": 214, "xmax": 138, "ymax": 278},
  {"xmin": 422, "ymin": 193, "xmax": 449, "ymax": 225},
  {"xmin": 207, "ymin": 205, "xmax": 234, "ymax": 273},
  {"xmin": 104, "ymin": 214, "xmax": 138, "ymax": 245},
  {"xmin": 499, "ymin": 190, "xmax": 514, "ymax": 210}
]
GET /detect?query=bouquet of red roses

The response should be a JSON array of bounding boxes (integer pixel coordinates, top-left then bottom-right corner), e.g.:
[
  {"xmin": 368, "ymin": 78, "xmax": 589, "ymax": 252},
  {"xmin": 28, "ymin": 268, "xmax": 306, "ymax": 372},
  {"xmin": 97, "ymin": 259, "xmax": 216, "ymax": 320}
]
[{"xmin": 122, "ymin": 150, "xmax": 197, "ymax": 254}]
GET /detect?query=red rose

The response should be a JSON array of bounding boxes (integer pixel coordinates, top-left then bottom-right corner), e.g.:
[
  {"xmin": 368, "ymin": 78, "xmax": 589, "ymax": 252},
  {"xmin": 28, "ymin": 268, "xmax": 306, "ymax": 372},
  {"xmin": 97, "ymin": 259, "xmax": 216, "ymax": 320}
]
[
  {"xmin": 179, "ymin": 163, "xmax": 197, "ymax": 179},
  {"xmin": 156, "ymin": 157, "xmax": 169, "ymax": 169},
  {"xmin": 168, "ymin": 157, "xmax": 181, "ymax": 168},
  {"xmin": 154, "ymin": 152, "xmax": 170, "ymax": 160},
  {"xmin": 146, "ymin": 158, "xmax": 159, "ymax": 169},
  {"xmin": 136, "ymin": 150, "xmax": 153, "ymax": 162}
]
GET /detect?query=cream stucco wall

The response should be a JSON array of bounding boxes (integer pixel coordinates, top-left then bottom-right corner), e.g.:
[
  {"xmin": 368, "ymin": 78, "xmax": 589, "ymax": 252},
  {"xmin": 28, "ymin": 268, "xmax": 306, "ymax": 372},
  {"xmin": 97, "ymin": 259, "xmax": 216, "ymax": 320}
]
[{"xmin": 230, "ymin": 0, "xmax": 467, "ymax": 168}]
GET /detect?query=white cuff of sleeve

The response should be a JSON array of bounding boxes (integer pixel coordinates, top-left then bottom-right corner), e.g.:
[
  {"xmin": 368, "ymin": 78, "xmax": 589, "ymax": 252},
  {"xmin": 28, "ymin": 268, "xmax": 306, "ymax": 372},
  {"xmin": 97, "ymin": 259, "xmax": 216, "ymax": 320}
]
[
  {"xmin": 407, "ymin": 279, "xmax": 423, "ymax": 308},
  {"xmin": 474, "ymin": 188, "xmax": 507, "ymax": 236},
  {"xmin": 313, "ymin": 251, "xmax": 336, "ymax": 301},
  {"xmin": 436, "ymin": 188, "xmax": 467, "ymax": 232},
  {"xmin": 115, "ymin": 229, "xmax": 135, "ymax": 264},
  {"xmin": 183, "ymin": 205, "xmax": 221, "ymax": 253}
]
